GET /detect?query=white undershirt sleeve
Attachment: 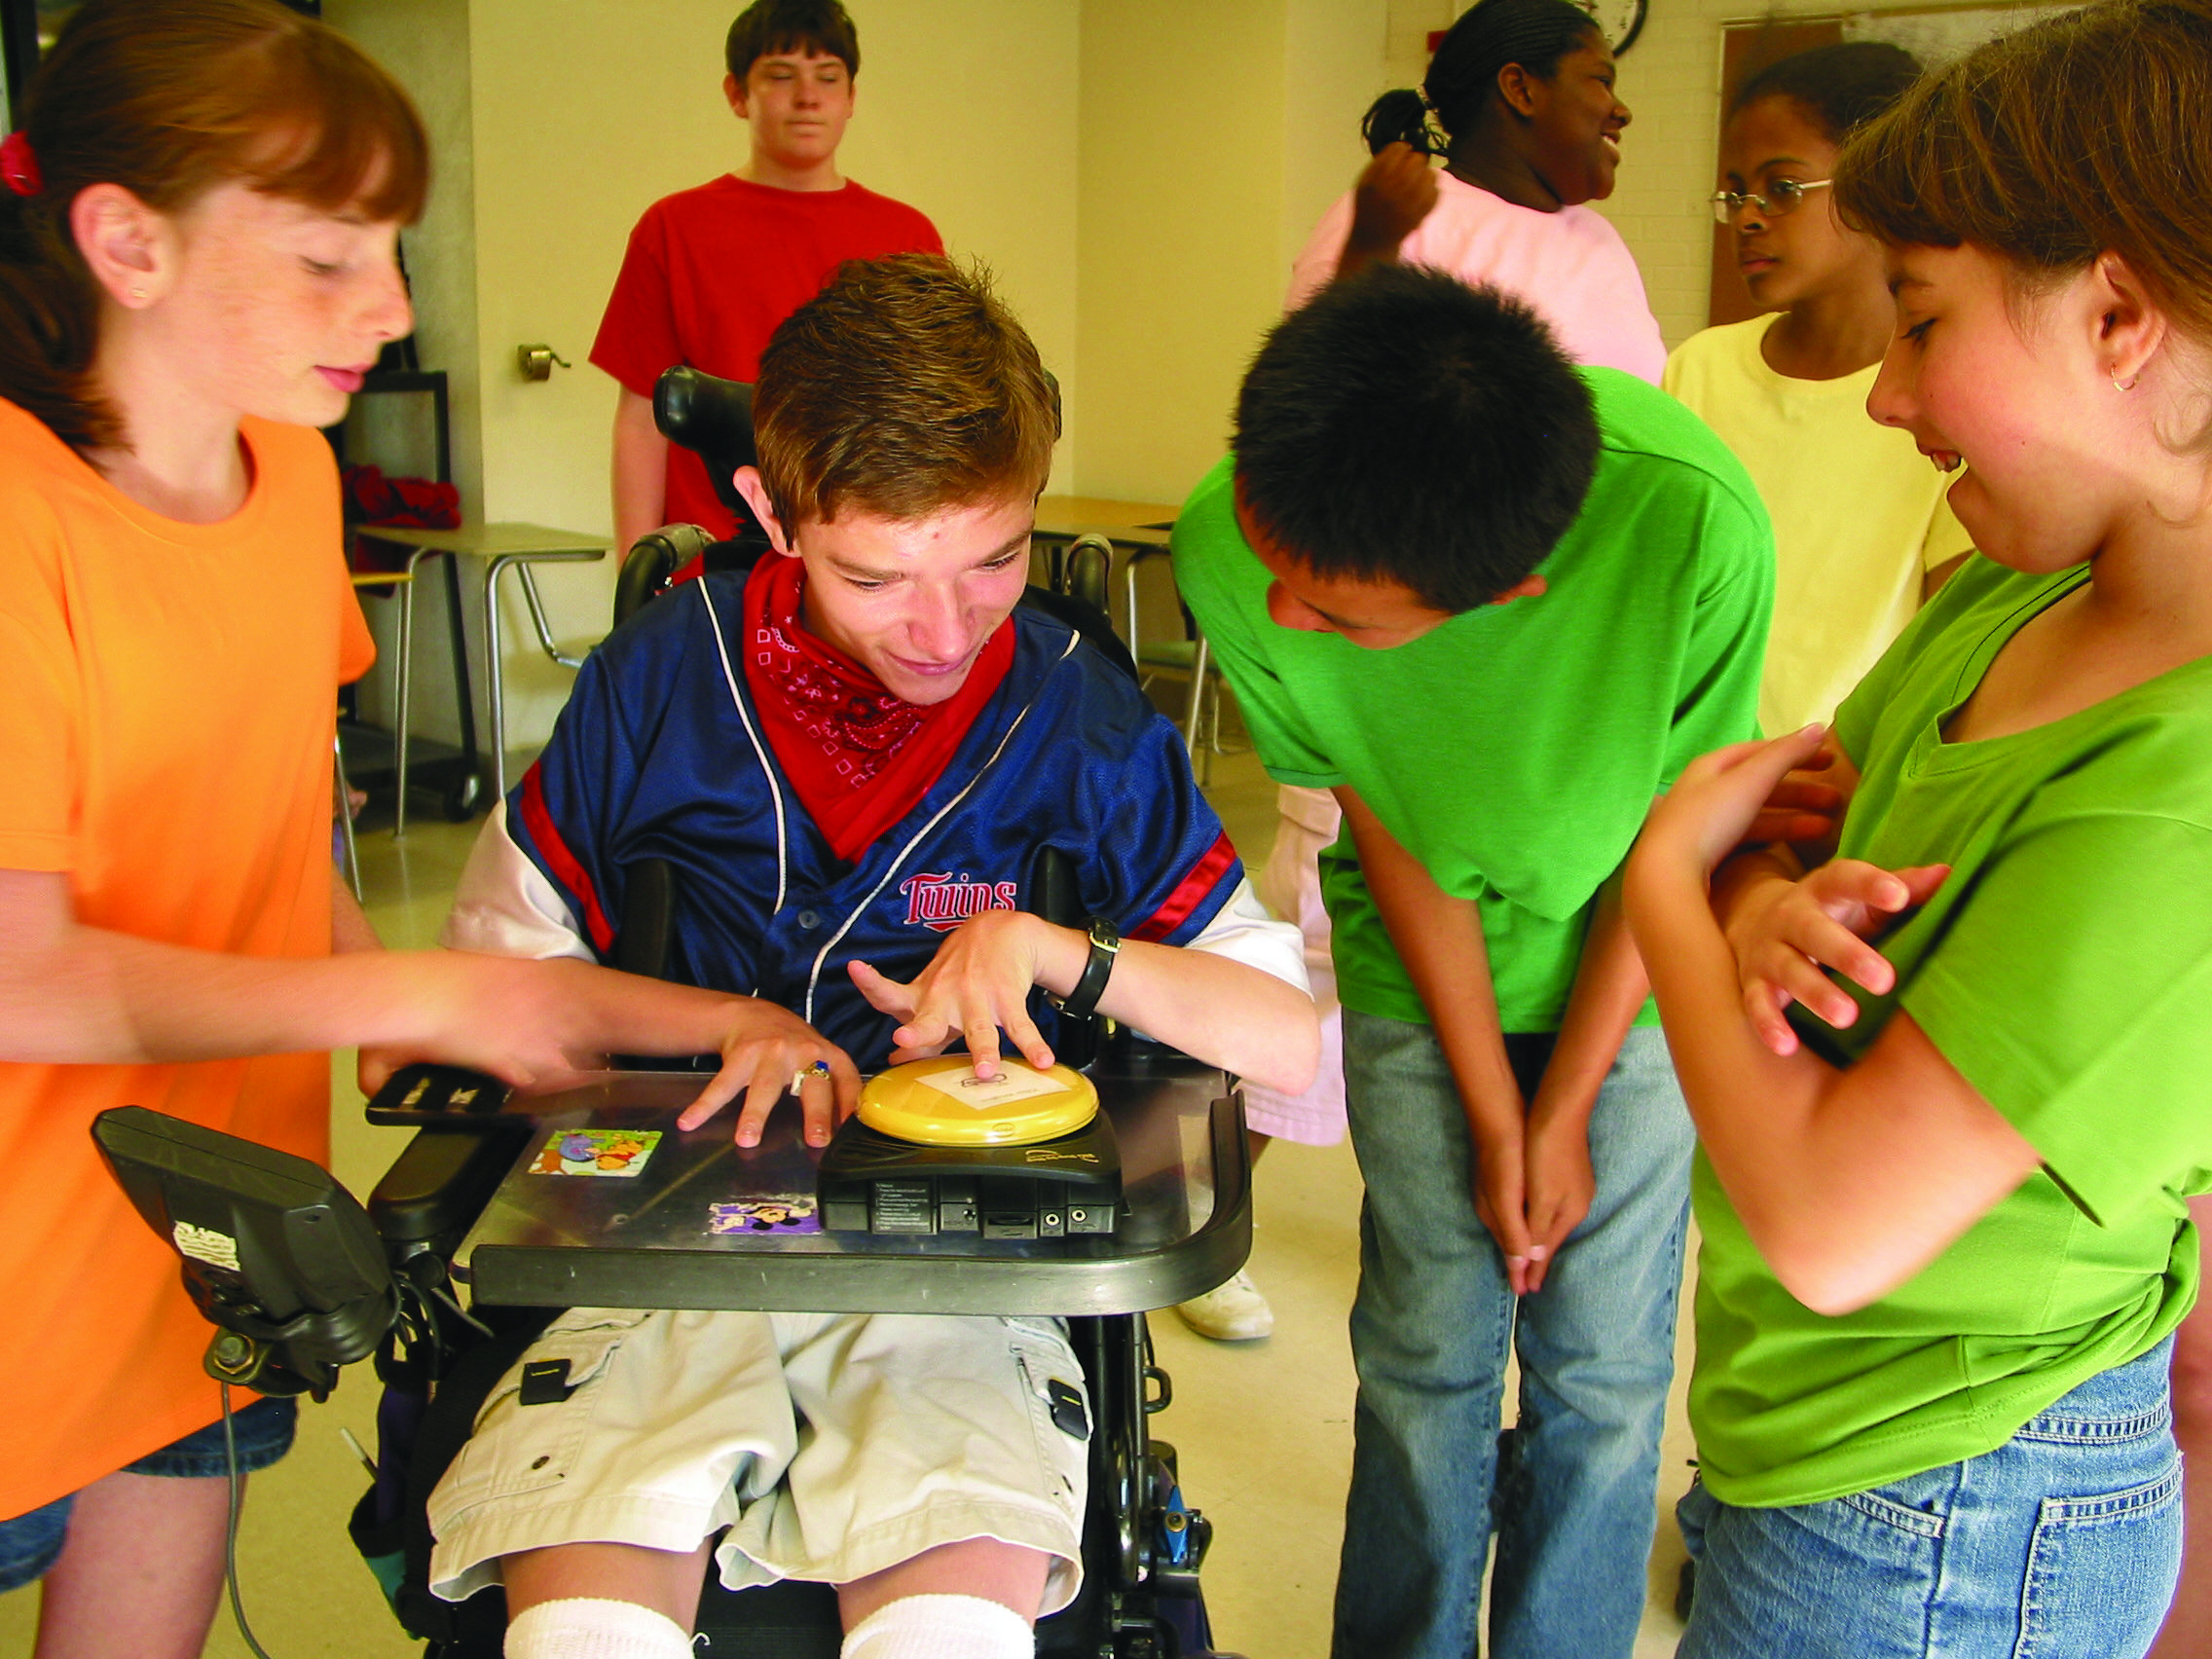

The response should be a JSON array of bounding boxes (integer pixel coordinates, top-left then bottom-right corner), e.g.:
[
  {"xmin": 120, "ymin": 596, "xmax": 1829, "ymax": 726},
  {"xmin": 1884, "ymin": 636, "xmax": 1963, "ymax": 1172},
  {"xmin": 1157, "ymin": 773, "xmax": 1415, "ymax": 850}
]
[
  {"xmin": 1177, "ymin": 875, "xmax": 1310, "ymax": 995},
  {"xmin": 439, "ymin": 799, "xmax": 596, "ymax": 963}
]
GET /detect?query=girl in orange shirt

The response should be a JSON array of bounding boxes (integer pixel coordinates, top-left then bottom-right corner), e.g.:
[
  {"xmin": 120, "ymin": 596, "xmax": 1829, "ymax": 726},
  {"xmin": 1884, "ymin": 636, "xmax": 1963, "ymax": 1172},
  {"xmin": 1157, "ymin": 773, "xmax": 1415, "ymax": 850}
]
[{"xmin": 0, "ymin": 5, "xmax": 857, "ymax": 1653}]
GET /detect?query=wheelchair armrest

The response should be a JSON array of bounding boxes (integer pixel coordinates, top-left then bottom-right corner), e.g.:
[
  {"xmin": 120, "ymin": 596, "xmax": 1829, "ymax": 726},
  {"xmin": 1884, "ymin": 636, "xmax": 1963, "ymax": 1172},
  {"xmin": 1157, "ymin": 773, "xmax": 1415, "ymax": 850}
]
[
  {"xmin": 369, "ymin": 1123, "xmax": 534, "ymax": 1264},
  {"xmin": 614, "ymin": 525, "xmax": 718, "ymax": 629}
]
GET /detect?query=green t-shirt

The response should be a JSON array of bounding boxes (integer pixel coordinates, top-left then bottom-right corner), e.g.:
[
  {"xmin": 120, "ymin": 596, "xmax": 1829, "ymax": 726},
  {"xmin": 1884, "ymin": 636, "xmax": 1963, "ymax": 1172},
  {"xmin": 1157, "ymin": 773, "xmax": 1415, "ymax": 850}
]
[
  {"xmin": 1171, "ymin": 368, "xmax": 1772, "ymax": 1032},
  {"xmin": 1690, "ymin": 556, "xmax": 2212, "ymax": 1507}
]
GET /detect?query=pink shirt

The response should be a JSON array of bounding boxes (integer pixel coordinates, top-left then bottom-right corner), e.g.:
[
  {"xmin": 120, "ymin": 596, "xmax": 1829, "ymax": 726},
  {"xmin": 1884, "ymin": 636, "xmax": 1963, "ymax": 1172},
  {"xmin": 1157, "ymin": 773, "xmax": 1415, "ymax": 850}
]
[{"xmin": 1288, "ymin": 170, "xmax": 1665, "ymax": 384}]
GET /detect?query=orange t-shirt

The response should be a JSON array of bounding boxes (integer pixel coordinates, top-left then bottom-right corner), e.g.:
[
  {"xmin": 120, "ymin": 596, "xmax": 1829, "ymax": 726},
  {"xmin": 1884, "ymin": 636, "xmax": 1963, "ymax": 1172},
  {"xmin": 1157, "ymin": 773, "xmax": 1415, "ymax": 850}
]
[{"xmin": 0, "ymin": 398, "xmax": 374, "ymax": 1520}]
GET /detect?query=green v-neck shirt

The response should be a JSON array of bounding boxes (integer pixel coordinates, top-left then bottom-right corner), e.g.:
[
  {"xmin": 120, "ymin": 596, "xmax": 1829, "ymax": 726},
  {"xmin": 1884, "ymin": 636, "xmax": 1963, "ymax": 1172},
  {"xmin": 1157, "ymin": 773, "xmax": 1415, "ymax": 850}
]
[{"xmin": 1691, "ymin": 555, "xmax": 2212, "ymax": 1505}]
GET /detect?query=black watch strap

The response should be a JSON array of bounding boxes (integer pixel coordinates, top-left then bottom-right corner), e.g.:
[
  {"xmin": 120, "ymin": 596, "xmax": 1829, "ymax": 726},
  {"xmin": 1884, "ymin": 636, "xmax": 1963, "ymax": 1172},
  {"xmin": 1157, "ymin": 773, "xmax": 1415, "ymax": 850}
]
[{"xmin": 1055, "ymin": 915, "xmax": 1122, "ymax": 1019}]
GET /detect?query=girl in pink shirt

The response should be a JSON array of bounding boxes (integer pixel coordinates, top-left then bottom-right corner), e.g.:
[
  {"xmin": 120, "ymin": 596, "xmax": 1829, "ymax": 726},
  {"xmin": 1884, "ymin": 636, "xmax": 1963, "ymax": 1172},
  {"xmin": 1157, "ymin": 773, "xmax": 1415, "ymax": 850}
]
[{"xmin": 1288, "ymin": 0, "xmax": 1665, "ymax": 382}]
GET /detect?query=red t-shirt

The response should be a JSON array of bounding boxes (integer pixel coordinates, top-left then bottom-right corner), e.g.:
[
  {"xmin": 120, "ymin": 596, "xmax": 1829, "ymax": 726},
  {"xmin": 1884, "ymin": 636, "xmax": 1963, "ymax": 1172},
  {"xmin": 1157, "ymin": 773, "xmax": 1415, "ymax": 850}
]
[{"xmin": 591, "ymin": 173, "xmax": 942, "ymax": 537}]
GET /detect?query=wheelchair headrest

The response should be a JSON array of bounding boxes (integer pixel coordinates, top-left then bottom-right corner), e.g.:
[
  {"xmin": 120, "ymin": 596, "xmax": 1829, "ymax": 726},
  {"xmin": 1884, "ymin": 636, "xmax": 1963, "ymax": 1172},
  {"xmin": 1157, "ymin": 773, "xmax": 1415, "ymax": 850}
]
[{"xmin": 653, "ymin": 368, "xmax": 757, "ymax": 518}]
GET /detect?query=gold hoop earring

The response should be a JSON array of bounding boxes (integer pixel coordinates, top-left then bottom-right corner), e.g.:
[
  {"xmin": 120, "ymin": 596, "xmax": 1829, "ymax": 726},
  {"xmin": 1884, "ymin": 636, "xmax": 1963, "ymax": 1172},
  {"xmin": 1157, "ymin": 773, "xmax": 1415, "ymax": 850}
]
[{"xmin": 2113, "ymin": 369, "xmax": 2139, "ymax": 391}]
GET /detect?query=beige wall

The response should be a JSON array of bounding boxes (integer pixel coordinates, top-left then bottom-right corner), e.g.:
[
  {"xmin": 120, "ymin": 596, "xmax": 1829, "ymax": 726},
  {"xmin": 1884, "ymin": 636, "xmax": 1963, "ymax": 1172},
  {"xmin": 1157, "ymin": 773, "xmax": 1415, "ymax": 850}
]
[
  {"xmin": 1074, "ymin": 0, "xmax": 1387, "ymax": 505},
  {"xmin": 839, "ymin": 2, "xmax": 1083, "ymax": 470},
  {"xmin": 1283, "ymin": 0, "xmax": 1397, "ymax": 275},
  {"xmin": 1075, "ymin": 0, "xmax": 1286, "ymax": 503},
  {"xmin": 464, "ymin": 0, "xmax": 1082, "ymax": 538}
]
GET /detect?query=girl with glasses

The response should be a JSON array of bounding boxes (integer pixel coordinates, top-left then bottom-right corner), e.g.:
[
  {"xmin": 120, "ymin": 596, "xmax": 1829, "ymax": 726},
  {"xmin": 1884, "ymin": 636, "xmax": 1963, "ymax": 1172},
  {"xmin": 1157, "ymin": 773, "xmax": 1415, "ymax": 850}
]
[{"xmin": 1665, "ymin": 42, "xmax": 1971, "ymax": 743}]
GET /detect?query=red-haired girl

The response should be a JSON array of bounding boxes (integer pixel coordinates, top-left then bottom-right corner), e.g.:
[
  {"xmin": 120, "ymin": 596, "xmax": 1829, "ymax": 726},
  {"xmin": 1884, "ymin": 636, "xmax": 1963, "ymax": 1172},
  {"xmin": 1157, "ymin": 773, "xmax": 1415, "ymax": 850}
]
[{"xmin": 0, "ymin": 6, "xmax": 849, "ymax": 1648}]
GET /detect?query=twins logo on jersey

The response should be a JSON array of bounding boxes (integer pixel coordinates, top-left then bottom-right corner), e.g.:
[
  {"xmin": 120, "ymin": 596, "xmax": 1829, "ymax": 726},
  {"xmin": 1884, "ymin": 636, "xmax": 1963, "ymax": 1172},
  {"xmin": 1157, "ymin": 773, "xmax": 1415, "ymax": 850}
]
[{"xmin": 901, "ymin": 871, "xmax": 1021, "ymax": 932}]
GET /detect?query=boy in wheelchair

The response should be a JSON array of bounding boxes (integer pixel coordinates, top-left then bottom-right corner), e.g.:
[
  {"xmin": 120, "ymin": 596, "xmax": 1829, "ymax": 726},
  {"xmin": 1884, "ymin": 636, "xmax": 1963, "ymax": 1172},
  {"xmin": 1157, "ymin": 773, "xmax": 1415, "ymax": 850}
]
[{"xmin": 403, "ymin": 255, "xmax": 1317, "ymax": 1659}]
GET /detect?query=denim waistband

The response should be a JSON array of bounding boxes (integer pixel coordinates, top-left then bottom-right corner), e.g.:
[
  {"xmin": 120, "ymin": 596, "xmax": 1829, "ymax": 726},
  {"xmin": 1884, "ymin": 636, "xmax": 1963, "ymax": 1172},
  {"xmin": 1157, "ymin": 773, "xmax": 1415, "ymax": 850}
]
[{"xmin": 2012, "ymin": 1333, "xmax": 2176, "ymax": 1446}]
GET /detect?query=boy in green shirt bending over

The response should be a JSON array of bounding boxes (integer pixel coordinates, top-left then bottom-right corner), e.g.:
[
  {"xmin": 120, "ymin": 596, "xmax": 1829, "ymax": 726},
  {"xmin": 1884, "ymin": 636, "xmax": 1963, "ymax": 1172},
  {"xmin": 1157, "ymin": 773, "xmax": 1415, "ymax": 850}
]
[{"xmin": 1171, "ymin": 266, "xmax": 1771, "ymax": 1659}]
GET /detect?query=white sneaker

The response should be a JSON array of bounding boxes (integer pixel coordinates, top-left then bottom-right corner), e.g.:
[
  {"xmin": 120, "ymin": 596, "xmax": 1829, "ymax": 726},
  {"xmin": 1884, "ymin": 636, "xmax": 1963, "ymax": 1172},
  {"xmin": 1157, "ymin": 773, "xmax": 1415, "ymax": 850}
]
[{"xmin": 1174, "ymin": 1269, "xmax": 1274, "ymax": 1341}]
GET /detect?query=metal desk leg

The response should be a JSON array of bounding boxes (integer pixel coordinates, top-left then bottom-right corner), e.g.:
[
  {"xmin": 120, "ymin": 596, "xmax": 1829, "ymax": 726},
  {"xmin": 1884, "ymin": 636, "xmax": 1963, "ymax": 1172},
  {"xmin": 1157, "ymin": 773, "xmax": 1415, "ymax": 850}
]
[
  {"xmin": 393, "ymin": 547, "xmax": 423, "ymax": 838},
  {"xmin": 393, "ymin": 545, "xmax": 482, "ymax": 835},
  {"xmin": 443, "ymin": 551, "xmax": 481, "ymax": 801},
  {"xmin": 485, "ymin": 554, "xmax": 509, "ymax": 802}
]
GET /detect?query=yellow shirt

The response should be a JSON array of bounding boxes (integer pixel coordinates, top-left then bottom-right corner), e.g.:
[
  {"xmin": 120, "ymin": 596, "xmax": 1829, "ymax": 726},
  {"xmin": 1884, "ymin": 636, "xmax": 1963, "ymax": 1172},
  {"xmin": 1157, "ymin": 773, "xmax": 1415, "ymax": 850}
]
[
  {"xmin": 1665, "ymin": 315, "xmax": 1972, "ymax": 735},
  {"xmin": 0, "ymin": 399, "xmax": 373, "ymax": 1517}
]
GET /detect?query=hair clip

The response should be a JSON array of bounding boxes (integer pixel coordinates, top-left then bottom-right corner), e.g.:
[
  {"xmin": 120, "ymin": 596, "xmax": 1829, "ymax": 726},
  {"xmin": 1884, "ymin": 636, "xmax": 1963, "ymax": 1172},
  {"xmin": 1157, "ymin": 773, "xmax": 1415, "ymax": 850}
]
[{"xmin": 1, "ymin": 131, "xmax": 41, "ymax": 198}]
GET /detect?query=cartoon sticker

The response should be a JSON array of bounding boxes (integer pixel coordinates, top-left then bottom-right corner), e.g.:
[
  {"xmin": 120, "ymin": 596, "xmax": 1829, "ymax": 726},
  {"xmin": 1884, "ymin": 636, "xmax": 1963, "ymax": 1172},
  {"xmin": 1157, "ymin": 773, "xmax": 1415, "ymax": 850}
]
[
  {"xmin": 708, "ymin": 1197, "xmax": 823, "ymax": 1235},
  {"xmin": 529, "ymin": 1128, "xmax": 661, "ymax": 1178}
]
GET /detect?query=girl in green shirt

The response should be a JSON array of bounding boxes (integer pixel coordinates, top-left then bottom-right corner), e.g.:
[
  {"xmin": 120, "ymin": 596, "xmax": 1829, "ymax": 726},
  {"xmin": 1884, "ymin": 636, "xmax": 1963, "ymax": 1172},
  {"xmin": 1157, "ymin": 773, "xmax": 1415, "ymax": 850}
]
[{"xmin": 1622, "ymin": 3, "xmax": 2212, "ymax": 1654}]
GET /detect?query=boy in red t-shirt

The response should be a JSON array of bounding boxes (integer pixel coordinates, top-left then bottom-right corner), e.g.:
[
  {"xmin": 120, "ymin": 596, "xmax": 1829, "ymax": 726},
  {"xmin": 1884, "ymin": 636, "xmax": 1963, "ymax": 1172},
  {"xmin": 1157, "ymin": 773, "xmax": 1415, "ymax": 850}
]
[{"xmin": 591, "ymin": 0, "xmax": 942, "ymax": 547}]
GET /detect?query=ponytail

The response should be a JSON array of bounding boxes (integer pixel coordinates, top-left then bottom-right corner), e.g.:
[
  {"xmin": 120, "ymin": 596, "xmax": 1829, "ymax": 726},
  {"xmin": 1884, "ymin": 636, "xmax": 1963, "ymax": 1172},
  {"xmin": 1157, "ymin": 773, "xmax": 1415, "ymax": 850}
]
[
  {"xmin": 1361, "ymin": 0, "xmax": 1603, "ymax": 156},
  {"xmin": 0, "ymin": 0, "xmax": 428, "ymax": 450},
  {"xmin": 1361, "ymin": 88, "xmax": 1436, "ymax": 157},
  {"xmin": 0, "ymin": 146, "xmax": 104, "ymax": 448}
]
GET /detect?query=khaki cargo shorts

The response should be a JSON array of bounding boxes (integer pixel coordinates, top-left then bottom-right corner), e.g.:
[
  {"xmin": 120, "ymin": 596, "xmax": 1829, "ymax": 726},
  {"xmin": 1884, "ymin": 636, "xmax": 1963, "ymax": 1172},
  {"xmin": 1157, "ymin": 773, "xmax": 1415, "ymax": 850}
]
[{"xmin": 427, "ymin": 1307, "xmax": 1090, "ymax": 1613}]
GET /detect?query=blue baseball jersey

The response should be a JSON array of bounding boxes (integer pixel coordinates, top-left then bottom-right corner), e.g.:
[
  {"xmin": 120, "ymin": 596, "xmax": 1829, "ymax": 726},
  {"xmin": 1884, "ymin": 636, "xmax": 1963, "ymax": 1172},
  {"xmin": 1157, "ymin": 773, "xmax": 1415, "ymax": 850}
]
[{"xmin": 504, "ymin": 571, "xmax": 1246, "ymax": 1066}]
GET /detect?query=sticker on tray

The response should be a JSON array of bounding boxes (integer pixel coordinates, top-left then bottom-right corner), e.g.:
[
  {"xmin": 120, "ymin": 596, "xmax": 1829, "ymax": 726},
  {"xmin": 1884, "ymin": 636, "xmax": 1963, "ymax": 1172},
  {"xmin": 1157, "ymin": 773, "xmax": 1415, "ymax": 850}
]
[
  {"xmin": 529, "ymin": 1128, "xmax": 661, "ymax": 1177},
  {"xmin": 708, "ymin": 1197, "xmax": 823, "ymax": 1235},
  {"xmin": 912, "ymin": 1060, "xmax": 1069, "ymax": 1110}
]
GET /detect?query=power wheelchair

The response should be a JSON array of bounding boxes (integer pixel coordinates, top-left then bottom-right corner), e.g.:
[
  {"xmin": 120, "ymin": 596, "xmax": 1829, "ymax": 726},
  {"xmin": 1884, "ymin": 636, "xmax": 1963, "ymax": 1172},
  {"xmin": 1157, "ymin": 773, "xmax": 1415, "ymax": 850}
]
[{"xmin": 96, "ymin": 367, "xmax": 1254, "ymax": 1659}]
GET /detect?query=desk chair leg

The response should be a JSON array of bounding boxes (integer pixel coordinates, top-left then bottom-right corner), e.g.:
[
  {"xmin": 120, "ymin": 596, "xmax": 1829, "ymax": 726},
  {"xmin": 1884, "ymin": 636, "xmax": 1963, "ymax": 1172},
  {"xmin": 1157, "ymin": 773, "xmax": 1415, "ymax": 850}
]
[
  {"xmin": 1181, "ymin": 633, "xmax": 1212, "ymax": 784},
  {"xmin": 334, "ymin": 735, "xmax": 363, "ymax": 901},
  {"xmin": 516, "ymin": 564, "xmax": 588, "ymax": 671},
  {"xmin": 1124, "ymin": 560, "xmax": 1143, "ymax": 669}
]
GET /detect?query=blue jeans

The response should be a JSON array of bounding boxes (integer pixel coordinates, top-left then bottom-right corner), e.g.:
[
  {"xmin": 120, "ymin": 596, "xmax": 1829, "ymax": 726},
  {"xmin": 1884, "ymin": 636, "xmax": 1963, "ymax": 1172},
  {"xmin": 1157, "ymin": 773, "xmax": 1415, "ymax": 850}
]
[
  {"xmin": 0, "ymin": 1396, "xmax": 296, "ymax": 1593},
  {"xmin": 1335, "ymin": 1013, "xmax": 1692, "ymax": 1659},
  {"xmin": 1678, "ymin": 1335, "xmax": 2182, "ymax": 1659}
]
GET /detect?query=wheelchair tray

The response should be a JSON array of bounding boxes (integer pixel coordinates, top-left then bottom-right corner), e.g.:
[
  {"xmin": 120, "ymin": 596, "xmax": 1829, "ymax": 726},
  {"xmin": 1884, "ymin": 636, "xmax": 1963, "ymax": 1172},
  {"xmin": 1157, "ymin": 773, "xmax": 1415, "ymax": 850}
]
[{"xmin": 448, "ymin": 1049, "xmax": 1251, "ymax": 1316}]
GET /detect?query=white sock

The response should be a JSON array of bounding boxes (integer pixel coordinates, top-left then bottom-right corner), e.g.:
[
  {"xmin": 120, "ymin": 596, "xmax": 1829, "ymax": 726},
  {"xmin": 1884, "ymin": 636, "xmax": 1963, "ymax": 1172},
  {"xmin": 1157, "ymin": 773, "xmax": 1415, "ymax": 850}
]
[
  {"xmin": 505, "ymin": 1598, "xmax": 692, "ymax": 1659},
  {"xmin": 840, "ymin": 1593, "xmax": 1033, "ymax": 1659}
]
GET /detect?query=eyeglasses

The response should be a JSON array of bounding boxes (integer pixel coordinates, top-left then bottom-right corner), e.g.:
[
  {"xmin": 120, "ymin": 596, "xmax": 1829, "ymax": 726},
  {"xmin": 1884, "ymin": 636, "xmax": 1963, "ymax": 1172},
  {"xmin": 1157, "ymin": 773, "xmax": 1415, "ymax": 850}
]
[{"xmin": 1710, "ymin": 178, "xmax": 1831, "ymax": 224}]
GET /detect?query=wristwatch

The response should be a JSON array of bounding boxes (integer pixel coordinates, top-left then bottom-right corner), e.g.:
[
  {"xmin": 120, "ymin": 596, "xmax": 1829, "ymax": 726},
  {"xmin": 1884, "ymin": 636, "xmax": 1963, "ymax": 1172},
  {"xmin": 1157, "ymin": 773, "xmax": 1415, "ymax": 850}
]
[{"xmin": 1052, "ymin": 916, "xmax": 1122, "ymax": 1019}]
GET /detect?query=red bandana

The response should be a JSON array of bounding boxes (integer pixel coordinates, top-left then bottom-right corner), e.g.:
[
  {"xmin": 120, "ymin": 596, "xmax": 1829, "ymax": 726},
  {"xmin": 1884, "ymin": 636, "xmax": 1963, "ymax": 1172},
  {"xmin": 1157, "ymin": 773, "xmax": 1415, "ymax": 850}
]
[{"xmin": 741, "ymin": 553, "xmax": 1015, "ymax": 863}]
